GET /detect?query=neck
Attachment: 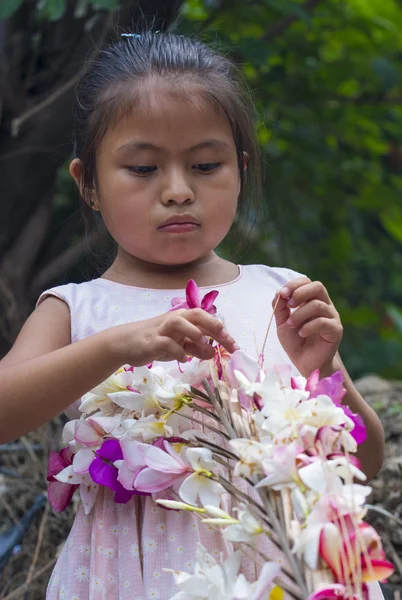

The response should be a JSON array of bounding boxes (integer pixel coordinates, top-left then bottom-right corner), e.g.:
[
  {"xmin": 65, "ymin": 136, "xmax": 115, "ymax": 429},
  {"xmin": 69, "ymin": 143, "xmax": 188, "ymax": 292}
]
[{"xmin": 101, "ymin": 248, "xmax": 239, "ymax": 289}]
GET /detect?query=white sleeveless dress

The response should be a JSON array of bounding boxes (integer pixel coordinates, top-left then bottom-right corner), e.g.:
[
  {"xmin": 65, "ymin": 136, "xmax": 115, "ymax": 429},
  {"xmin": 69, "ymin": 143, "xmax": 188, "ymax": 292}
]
[{"xmin": 38, "ymin": 264, "xmax": 385, "ymax": 600}]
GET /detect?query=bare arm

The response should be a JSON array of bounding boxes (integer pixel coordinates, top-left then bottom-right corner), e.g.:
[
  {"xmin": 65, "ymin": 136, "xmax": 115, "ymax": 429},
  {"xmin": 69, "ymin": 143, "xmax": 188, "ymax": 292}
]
[
  {"xmin": 0, "ymin": 297, "xmax": 124, "ymax": 443},
  {"xmin": 321, "ymin": 353, "xmax": 385, "ymax": 482},
  {"xmin": 0, "ymin": 298, "xmax": 238, "ymax": 444}
]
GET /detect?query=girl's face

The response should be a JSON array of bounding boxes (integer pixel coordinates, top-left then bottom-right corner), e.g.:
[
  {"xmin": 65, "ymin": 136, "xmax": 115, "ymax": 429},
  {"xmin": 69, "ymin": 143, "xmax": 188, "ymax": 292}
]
[{"xmin": 80, "ymin": 85, "xmax": 240, "ymax": 267}]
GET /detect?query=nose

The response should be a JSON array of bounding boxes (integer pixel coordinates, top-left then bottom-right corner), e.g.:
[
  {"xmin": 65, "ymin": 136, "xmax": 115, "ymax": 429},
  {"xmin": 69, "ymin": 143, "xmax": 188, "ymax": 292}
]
[{"xmin": 160, "ymin": 167, "xmax": 195, "ymax": 206}]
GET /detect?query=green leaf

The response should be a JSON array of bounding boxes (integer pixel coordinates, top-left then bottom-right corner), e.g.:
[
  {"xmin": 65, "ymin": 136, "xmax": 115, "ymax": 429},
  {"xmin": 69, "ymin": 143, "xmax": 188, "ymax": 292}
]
[
  {"xmin": 0, "ymin": 0, "xmax": 24, "ymax": 19},
  {"xmin": 381, "ymin": 207, "xmax": 402, "ymax": 242}
]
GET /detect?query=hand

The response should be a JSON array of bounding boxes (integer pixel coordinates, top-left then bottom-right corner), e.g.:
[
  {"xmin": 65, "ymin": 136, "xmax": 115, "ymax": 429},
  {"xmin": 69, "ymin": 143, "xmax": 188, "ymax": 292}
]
[
  {"xmin": 112, "ymin": 308, "xmax": 239, "ymax": 367},
  {"xmin": 273, "ymin": 277, "xmax": 343, "ymax": 378}
]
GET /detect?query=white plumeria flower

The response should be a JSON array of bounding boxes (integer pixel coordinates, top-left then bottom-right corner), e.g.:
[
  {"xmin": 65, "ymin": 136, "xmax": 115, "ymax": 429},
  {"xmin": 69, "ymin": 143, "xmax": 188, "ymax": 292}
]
[
  {"xmin": 55, "ymin": 464, "xmax": 98, "ymax": 515},
  {"xmin": 222, "ymin": 505, "xmax": 264, "ymax": 545},
  {"xmin": 80, "ymin": 367, "xmax": 135, "ymax": 415},
  {"xmin": 229, "ymin": 439, "xmax": 271, "ymax": 478},
  {"xmin": 125, "ymin": 414, "xmax": 173, "ymax": 442},
  {"xmin": 298, "ymin": 456, "xmax": 366, "ymax": 495},
  {"xmin": 178, "ymin": 448, "xmax": 225, "ymax": 508},
  {"xmin": 168, "ymin": 358, "xmax": 211, "ymax": 388},
  {"xmin": 166, "ymin": 543, "xmax": 281, "ymax": 600},
  {"xmin": 301, "ymin": 395, "xmax": 354, "ymax": 430},
  {"xmin": 233, "ymin": 369, "xmax": 264, "ymax": 397},
  {"xmin": 260, "ymin": 385, "xmax": 312, "ymax": 435},
  {"xmin": 256, "ymin": 441, "xmax": 302, "ymax": 491}
]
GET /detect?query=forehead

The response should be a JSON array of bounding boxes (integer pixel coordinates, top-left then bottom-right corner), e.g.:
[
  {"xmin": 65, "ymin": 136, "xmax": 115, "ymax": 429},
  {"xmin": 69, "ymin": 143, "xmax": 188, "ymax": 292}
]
[{"xmin": 101, "ymin": 79, "xmax": 236, "ymax": 154}]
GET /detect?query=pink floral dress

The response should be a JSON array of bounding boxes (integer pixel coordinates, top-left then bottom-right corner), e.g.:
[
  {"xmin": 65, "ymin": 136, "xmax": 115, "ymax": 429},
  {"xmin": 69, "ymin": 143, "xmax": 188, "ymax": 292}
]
[{"xmin": 38, "ymin": 265, "xmax": 385, "ymax": 600}]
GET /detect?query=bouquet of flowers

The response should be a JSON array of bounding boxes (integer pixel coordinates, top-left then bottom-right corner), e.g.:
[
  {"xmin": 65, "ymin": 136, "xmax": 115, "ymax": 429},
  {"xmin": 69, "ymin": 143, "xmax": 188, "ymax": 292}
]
[{"xmin": 47, "ymin": 281, "xmax": 394, "ymax": 600}]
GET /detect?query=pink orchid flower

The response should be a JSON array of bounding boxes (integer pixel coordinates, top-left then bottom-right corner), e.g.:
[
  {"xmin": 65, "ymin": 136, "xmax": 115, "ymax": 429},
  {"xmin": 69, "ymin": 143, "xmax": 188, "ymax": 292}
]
[
  {"xmin": 47, "ymin": 447, "xmax": 77, "ymax": 512},
  {"xmin": 134, "ymin": 439, "xmax": 191, "ymax": 493},
  {"xmin": 170, "ymin": 279, "xmax": 219, "ymax": 314},
  {"xmin": 293, "ymin": 370, "xmax": 367, "ymax": 445}
]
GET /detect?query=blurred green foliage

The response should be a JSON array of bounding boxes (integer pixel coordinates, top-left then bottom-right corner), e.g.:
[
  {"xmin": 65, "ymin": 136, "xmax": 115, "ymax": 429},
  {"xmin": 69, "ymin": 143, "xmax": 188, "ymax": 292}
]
[{"xmin": 177, "ymin": 0, "xmax": 402, "ymax": 378}]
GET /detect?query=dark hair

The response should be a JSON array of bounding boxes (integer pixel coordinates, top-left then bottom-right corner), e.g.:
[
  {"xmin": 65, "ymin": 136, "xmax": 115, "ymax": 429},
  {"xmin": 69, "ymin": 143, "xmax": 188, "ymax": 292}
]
[{"xmin": 74, "ymin": 31, "xmax": 261, "ymax": 229}]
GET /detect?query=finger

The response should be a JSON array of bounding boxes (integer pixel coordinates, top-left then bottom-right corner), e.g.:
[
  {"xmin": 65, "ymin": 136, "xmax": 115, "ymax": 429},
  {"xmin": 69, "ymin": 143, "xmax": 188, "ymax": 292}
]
[
  {"xmin": 278, "ymin": 277, "xmax": 312, "ymax": 301},
  {"xmin": 272, "ymin": 291, "xmax": 291, "ymax": 327},
  {"xmin": 298, "ymin": 317, "xmax": 343, "ymax": 342},
  {"xmin": 161, "ymin": 314, "xmax": 211, "ymax": 346},
  {"xmin": 184, "ymin": 309, "xmax": 239, "ymax": 352},
  {"xmin": 183, "ymin": 340, "xmax": 216, "ymax": 360},
  {"xmin": 157, "ymin": 338, "xmax": 189, "ymax": 363},
  {"xmin": 287, "ymin": 281, "xmax": 331, "ymax": 308},
  {"xmin": 287, "ymin": 300, "xmax": 336, "ymax": 329}
]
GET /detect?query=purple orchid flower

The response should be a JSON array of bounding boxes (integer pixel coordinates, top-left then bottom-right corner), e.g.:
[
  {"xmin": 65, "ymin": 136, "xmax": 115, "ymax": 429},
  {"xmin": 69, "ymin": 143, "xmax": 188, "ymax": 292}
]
[
  {"xmin": 47, "ymin": 447, "xmax": 78, "ymax": 512},
  {"xmin": 89, "ymin": 439, "xmax": 149, "ymax": 503},
  {"xmin": 304, "ymin": 370, "xmax": 367, "ymax": 445},
  {"xmin": 170, "ymin": 279, "xmax": 219, "ymax": 314}
]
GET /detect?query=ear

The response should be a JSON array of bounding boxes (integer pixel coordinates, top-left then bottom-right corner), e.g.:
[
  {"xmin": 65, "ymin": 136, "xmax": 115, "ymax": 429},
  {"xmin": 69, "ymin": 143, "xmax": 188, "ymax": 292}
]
[{"xmin": 69, "ymin": 158, "xmax": 100, "ymax": 211}]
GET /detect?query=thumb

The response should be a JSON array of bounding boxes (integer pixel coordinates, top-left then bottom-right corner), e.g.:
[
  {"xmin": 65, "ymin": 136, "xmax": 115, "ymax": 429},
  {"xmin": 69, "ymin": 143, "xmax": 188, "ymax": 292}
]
[{"xmin": 273, "ymin": 289, "xmax": 291, "ymax": 327}]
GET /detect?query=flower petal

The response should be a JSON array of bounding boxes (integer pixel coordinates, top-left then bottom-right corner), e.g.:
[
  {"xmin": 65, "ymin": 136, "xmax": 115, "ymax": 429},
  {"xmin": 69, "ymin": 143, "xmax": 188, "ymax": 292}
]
[
  {"xmin": 97, "ymin": 439, "xmax": 123, "ymax": 461},
  {"xmin": 47, "ymin": 480, "xmax": 77, "ymax": 512},
  {"xmin": 186, "ymin": 279, "xmax": 201, "ymax": 308},
  {"xmin": 308, "ymin": 584, "xmax": 348, "ymax": 600},
  {"xmin": 74, "ymin": 420, "xmax": 101, "ymax": 447},
  {"xmin": 178, "ymin": 473, "xmax": 199, "ymax": 506},
  {"xmin": 361, "ymin": 558, "xmax": 394, "ymax": 582},
  {"xmin": 47, "ymin": 449, "xmax": 68, "ymax": 481},
  {"xmin": 80, "ymin": 481, "xmax": 98, "ymax": 515},
  {"xmin": 89, "ymin": 457, "xmax": 118, "ymax": 490},
  {"xmin": 143, "ymin": 444, "xmax": 186, "ymax": 474},
  {"xmin": 73, "ymin": 447, "xmax": 94, "ymax": 474},
  {"xmin": 319, "ymin": 523, "xmax": 342, "ymax": 580},
  {"xmin": 135, "ymin": 467, "xmax": 181, "ymax": 493},
  {"xmin": 251, "ymin": 562, "xmax": 281, "ymax": 600},
  {"xmin": 200, "ymin": 290, "xmax": 219, "ymax": 312}
]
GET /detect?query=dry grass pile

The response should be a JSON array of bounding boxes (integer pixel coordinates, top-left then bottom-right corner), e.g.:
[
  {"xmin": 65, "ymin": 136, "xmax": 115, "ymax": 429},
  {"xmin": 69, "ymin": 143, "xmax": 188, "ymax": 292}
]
[{"xmin": 0, "ymin": 376, "xmax": 401, "ymax": 599}]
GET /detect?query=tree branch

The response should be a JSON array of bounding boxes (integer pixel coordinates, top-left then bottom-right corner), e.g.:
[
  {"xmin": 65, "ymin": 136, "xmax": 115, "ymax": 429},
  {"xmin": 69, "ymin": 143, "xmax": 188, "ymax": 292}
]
[
  {"xmin": 11, "ymin": 12, "xmax": 114, "ymax": 138},
  {"xmin": 263, "ymin": 0, "xmax": 323, "ymax": 42},
  {"xmin": 0, "ymin": 196, "xmax": 53, "ymax": 283}
]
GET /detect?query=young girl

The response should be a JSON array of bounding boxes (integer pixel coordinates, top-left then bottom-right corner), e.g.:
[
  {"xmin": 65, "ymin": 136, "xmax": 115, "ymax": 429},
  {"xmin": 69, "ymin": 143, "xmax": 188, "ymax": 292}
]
[{"xmin": 0, "ymin": 32, "xmax": 385, "ymax": 600}]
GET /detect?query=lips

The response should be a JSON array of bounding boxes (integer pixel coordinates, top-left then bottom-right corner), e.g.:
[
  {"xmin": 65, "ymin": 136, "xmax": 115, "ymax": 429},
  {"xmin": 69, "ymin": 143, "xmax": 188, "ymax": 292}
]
[{"xmin": 158, "ymin": 215, "xmax": 200, "ymax": 228}]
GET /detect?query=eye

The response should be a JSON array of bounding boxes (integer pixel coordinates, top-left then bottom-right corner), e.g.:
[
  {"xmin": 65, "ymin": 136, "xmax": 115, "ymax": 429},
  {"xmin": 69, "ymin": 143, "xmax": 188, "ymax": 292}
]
[
  {"xmin": 193, "ymin": 163, "xmax": 220, "ymax": 173},
  {"xmin": 126, "ymin": 166, "xmax": 157, "ymax": 175}
]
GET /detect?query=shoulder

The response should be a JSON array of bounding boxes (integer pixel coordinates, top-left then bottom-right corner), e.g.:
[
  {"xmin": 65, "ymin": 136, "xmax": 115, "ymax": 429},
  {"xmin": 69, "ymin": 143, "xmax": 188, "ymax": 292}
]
[
  {"xmin": 240, "ymin": 264, "xmax": 306, "ymax": 288},
  {"xmin": 36, "ymin": 279, "xmax": 105, "ymax": 308}
]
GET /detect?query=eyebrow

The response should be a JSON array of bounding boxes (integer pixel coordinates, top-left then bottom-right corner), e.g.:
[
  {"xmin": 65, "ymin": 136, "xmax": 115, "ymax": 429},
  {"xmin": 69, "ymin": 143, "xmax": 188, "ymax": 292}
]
[{"xmin": 117, "ymin": 138, "xmax": 231, "ymax": 154}]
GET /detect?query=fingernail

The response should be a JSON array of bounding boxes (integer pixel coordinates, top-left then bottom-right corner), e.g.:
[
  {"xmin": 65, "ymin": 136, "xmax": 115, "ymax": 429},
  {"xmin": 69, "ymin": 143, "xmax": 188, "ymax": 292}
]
[
  {"xmin": 233, "ymin": 343, "xmax": 240, "ymax": 351},
  {"xmin": 288, "ymin": 297, "xmax": 295, "ymax": 307},
  {"xmin": 200, "ymin": 336, "xmax": 208, "ymax": 345},
  {"xmin": 287, "ymin": 318, "xmax": 294, "ymax": 327},
  {"xmin": 281, "ymin": 287, "xmax": 290, "ymax": 298}
]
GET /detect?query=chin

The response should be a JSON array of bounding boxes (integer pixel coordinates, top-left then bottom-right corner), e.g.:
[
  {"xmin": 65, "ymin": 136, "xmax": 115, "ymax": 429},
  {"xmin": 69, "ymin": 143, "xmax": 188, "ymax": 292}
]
[{"xmin": 151, "ymin": 250, "xmax": 207, "ymax": 267}]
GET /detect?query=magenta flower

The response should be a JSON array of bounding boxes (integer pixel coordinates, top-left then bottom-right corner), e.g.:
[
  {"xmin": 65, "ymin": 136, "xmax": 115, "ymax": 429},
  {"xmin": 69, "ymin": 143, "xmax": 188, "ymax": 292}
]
[
  {"xmin": 304, "ymin": 370, "xmax": 367, "ymax": 445},
  {"xmin": 308, "ymin": 584, "xmax": 368, "ymax": 600},
  {"xmin": 47, "ymin": 447, "xmax": 77, "ymax": 512},
  {"xmin": 170, "ymin": 279, "xmax": 219, "ymax": 314},
  {"xmin": 89, "ymin": 439, "xmax": 149, "ymax": 503}
]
